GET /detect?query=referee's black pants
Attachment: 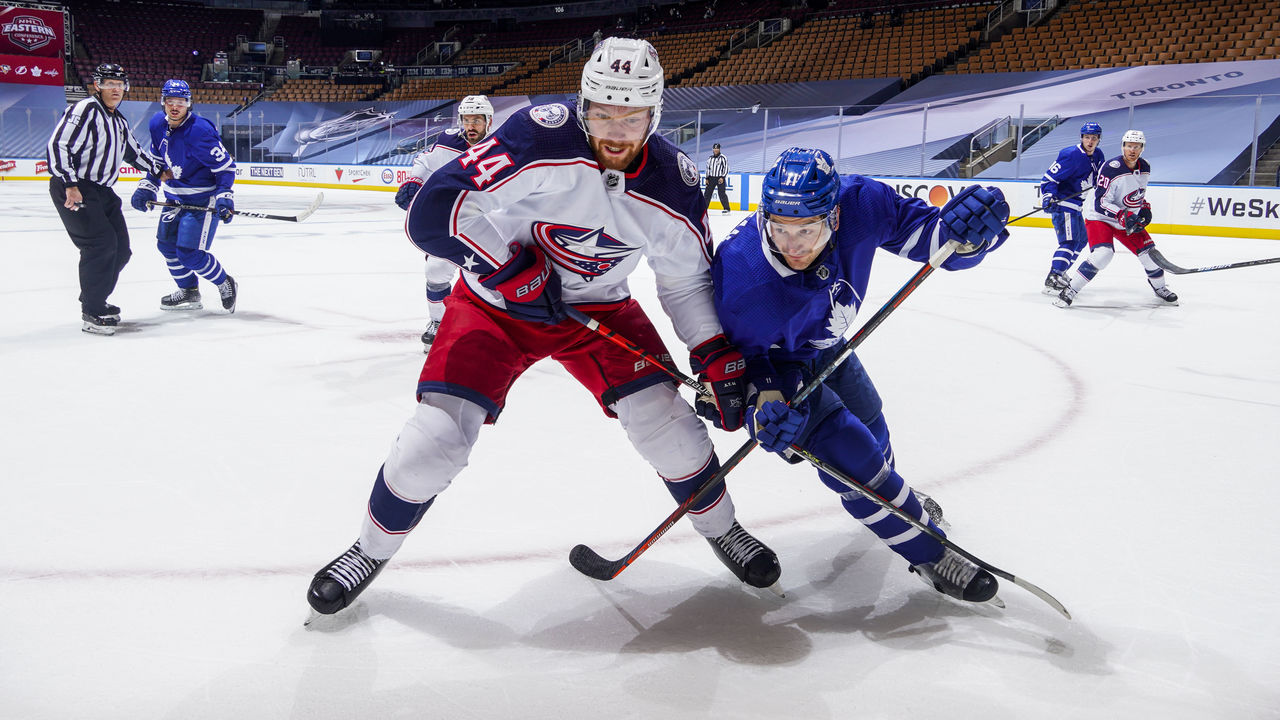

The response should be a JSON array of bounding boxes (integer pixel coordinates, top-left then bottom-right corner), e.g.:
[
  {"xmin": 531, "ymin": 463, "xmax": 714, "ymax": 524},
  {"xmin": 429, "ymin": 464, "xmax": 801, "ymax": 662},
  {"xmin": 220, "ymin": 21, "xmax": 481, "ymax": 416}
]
[
  {"xmin": 49, "ymin": 178, "xmax": 131, "ymax": 315},
  {"xmin": 703, "ymin": 176, "xmax": 730, "ymax": 211}
]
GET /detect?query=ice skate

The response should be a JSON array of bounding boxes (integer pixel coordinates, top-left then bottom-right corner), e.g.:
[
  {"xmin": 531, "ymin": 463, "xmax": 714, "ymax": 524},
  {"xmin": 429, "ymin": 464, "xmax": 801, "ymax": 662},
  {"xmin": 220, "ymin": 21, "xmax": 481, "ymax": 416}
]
[
  {"xmin": 81, "ymin": 311, "xmax": 118, "ymax": 336},
  {"xmin": 1151, "ymin": 282, "xmax": 1178, "ymax": 305},
  {"xmin": 160, "ymin": 286, "xmax": 202, "ymax": 311},
  {"xmin": 218, "ymin": 275, "xmax": 238, "ymax": 312},
  {"xmin": 1053, "ymin": 285, "xmax": 1077, "ymax": 308},
  {"xmin": 910, "ymin": 547, "xmax": 1001, "ymax": 605},
  {"xmin": 307, "ymin": 541, "xmax": 387, "ymax": 616},
  {"xmin": 102, "ymin": 303, "xmax": 121, "ymax": 322},
  {"xmin": 421, "ymin": 320, "xmax": 440, "ymax": 354},
  {"xmin": 707, "ymin": 521, "xmax": 782, "ymax": 591},
  {"xmin": 1042, "ymin": 271, "xmax": 1068, "ymax": 295}
]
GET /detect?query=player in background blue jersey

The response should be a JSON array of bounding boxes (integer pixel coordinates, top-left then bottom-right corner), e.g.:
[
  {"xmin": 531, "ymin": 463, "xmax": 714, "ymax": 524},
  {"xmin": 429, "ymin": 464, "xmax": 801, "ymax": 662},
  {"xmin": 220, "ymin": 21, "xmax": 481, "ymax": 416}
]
[
  {"xmin": 1039, "ymin": 121, "xmax": 1105, "ymax": 294},
  {"xmin": 710, "ymin": 148, "xmax": 1010, "ymax": 605},
  {"xmin": 131, "ymin": 79, "xmax": 238, "ymax": 313}
]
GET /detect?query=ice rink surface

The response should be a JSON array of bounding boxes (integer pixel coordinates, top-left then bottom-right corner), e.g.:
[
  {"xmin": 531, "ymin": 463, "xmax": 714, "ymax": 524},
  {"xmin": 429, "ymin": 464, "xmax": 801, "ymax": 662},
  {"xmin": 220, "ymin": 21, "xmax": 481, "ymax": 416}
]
[{"xmin": 2, "ymin": 182, "xmax": 1278, "ymax": 719}]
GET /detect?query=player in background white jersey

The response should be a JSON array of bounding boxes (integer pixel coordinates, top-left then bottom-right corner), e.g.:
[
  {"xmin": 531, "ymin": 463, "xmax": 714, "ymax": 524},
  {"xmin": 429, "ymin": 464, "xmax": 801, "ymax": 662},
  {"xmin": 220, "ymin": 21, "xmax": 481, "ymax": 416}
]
[
  {"xmin": 395, "ymin": 95, "xmax": 495, "ymax": 352},
  {"xmin": 307, "ymin": 38, "xmax": 781, "ymax": 617},
  {"xmin": 1055, "ymin": 130, "xmax": 1178, "ymax": 307}
]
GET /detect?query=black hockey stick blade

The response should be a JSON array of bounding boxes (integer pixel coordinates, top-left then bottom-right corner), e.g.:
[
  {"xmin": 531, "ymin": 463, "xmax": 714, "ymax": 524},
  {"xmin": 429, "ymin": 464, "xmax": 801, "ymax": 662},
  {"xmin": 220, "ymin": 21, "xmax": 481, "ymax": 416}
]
[
  {"xmin": 789, "ymin": 445, "xmax": 1070, "ymax": 619},
  {"xmin": 1148, "ymin": 247, "xmax": 1280, "ymax": 275},
  {"xmin": 147, "ymin": 192, "xmax": 323, "ymax": 222}
]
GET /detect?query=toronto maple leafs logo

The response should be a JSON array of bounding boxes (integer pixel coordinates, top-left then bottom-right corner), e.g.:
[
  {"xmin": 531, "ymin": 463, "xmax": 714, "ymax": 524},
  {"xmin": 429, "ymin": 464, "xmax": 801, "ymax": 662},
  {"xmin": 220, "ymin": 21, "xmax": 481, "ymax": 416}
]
[
  {"xmin": 811, "ymin": 280, "xmax": 861, "ymax": 349},
  {"xmin": 531, "ymin": 222, "xmax": 638, "ymax": 281}
]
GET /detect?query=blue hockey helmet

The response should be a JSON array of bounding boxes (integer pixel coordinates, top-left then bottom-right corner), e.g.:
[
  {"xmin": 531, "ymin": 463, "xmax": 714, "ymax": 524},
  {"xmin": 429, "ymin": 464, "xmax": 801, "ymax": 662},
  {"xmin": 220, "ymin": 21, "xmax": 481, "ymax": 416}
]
[
  {"xmin": 760, "ymin": 148, "xmax": 840, "ymax": 219},
  {"xmin": 162, "ymin": 79, "xmax": 191, "ymax": 102},
  {"xmin": 1080, "ymin": 121, "xmax": 1102, "ymax": 137}
]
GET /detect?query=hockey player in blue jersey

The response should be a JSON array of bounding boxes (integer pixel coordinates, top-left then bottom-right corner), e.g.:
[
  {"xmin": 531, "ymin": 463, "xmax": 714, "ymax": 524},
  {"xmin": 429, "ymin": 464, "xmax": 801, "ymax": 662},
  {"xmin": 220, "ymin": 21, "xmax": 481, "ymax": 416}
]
[
  {"xmin": 131, "ymin": 79, "xmax": 238, "ymax": 313},
  {"xmin": 1039, "ymin": 121, "xmax": 1105, "ymax": 293},
  {"xmin": 710, "ymin": 147, "xmax": 1010, "ymax": 605}
]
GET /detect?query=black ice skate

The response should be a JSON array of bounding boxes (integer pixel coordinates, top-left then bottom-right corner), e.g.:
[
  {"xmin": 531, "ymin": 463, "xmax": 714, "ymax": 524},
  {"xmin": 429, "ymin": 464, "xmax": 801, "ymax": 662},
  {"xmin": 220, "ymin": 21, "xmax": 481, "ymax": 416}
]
[
  {"xmin": 1150, "ymin": 282, "xmax": 1178, "ymax": 305},
  {"xmin": 910, "ymin": 547, "xmax": 999, "ymax": 604},
  {"xmin": 1042, "ymin": 272, "xmax": 1068, "ymax": 295},
  {"xmin": 421, "ymin": 320, "xmax": 440, "ymax": 354},
  {"xmin": 160, "ymin": 287, "xmax": 202, "ymax": 311},
  {"xmin": 81, "ymin": 311, "xmax": 119, "ymax": 336},
  {"xmin": 1053, "ymin": 285, "xmax": 1077, "ymax": 308},
  {"xmin": 218, "ymin": 275, "xmax": 238, "ymax": 312},
  {"xmin": 707, "ymin": 521, "xmax": 781, "ymax": 589},
  {"xmin": 102, "ymin": 303, "xmax": 121, "ymax": 322},
  {"xmin": 307, "ymin": 541, "xmax": 387, "ymax": 615}
]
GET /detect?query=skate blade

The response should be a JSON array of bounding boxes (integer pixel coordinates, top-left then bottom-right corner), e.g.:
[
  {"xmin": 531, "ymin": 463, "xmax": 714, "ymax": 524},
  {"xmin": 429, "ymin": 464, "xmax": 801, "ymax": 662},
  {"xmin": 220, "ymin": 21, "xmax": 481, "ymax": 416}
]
[
  {"xmin": 82, "ymin": 323, "xmax": 116, "ymax": 336},
  {"xmin": 746, "ymin": 580, "xmax": 786, "ymax": 600},
  {"xmin": 160, "ymin": 303, "xmax": 203, "ymax": 312},
  {"xmin": 986, "ymin": 593, "xmax": 1006, "ymax": 610}
]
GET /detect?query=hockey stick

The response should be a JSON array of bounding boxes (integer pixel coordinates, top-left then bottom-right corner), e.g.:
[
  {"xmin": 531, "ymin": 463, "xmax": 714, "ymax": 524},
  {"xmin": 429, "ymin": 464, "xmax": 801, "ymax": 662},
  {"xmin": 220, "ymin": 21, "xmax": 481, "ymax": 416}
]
[
  {"xmin": 146, "ymin": 191, "xmax": 324, "ymax": 222},
  {"xmin": 1007, "ymin": 186, "xmax": 1093, "ymax": 225},
  {"xmin": 567, "ymin": 239, "xmax": 961, "ymax": 581},
  {"xmin": 785, "ymin": 444, "xmax": 1071, "ymax": 618},
  {"xmin": 1146, "ymin": 247, "xmax": 1280, "ymax": 275}
]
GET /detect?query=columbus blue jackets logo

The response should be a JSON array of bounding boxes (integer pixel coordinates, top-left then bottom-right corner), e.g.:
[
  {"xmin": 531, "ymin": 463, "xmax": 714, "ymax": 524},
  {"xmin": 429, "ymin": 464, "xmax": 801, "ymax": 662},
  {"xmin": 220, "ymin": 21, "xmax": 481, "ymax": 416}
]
[
  {"xmin": 530, "ymin": 103, "xmax": 569, "ymax": 128},
  {"xmin": 677, "ymin": 153, "xmax": 699, "ymax": 186},
  {"xmin": 531, "ymin": 222, "xmax": 638, "ymax": 281},
  {"xmin": 1123, "ymin": 188, "xmax": 1145, "ymax": 207}
]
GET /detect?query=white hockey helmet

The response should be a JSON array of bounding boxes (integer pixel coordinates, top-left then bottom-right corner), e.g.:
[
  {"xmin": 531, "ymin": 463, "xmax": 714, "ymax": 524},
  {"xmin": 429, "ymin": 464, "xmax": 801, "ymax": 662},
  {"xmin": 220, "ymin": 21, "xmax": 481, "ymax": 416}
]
[
  {"xmin": 1122, "ymin": 129, "xmax": 1146, "ymax": 146},
  {"xmin": 577, "ymin": 37, "xmax": 663, "ymax": 139},
  {"xmin": 457, "ymin": 94, "xmax": 493, "ymax": 120}
]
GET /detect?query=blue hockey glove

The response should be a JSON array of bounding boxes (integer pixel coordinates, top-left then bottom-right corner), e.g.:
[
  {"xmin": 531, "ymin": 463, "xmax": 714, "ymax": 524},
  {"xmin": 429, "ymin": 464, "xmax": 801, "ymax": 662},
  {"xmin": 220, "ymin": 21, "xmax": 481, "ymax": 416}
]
[
  {"xmin": 748, "ymin": 400, "xmax": 808, "ymax": 455},
  {"xmin": 215, "ymin": 193, "xmax": 234, "ymax": 223},
  {"xmin": 939, "ymin": 185, "xmax": 1010, "ymax": 257},
  {"xmin": 395, "ymin": 180, "xmax": 422, "ymax": 211},
  {"xmin": 1040, "ymin": 194, "xmax": 1060, "ymax": 214},
  {"xmin": 478, "ymin": 242, "xmax": 566, "ymax": 324},
  {"xmin": 690, "ymin": 335, "xmax": 746, "ymax": 432},
  {"xmin": 131, "ymin": 177, "xmax": 158, "ymax": 213}
]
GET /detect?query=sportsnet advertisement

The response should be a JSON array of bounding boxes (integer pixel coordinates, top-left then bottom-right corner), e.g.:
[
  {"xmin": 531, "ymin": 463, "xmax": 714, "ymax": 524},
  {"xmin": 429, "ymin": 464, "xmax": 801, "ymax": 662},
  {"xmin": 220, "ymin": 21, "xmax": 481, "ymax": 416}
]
[{"xmin": 0, "ymin": 6, "xmax": 65, "ymax": 87}]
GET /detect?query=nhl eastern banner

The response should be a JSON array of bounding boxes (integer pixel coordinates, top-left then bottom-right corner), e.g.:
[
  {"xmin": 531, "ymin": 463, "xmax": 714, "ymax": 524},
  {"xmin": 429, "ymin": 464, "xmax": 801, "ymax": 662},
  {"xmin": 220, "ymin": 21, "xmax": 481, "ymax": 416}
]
[{"xmin": 1, "ymin": 5, "xmax": 64, "ymax": 86}]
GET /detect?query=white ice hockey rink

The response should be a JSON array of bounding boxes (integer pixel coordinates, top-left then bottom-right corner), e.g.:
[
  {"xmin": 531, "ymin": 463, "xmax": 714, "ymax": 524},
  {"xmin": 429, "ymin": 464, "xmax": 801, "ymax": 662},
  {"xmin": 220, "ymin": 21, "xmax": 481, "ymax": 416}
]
[{"xmin": 1, "ymin": 183, "xmax": 1277, "ymax": 719}]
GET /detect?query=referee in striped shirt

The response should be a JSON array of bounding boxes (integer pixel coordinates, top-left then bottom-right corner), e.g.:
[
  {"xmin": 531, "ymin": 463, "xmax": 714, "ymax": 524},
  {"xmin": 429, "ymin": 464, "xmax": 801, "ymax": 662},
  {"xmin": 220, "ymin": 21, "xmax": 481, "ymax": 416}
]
[
  {"xmin": 702, "ymin": 143, "xmax": 731, "ymax": 213},
  {"xmin": 47, "ymin": 63, "xmax": 164, "ymax": 335}
]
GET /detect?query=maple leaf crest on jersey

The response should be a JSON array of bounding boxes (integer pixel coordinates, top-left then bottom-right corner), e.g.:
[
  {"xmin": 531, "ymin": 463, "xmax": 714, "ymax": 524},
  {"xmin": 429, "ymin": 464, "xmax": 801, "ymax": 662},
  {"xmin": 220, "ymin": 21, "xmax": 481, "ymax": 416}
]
[{"xmin": 531, "ymin": 221, "xmax": 639, "ymax": 280}]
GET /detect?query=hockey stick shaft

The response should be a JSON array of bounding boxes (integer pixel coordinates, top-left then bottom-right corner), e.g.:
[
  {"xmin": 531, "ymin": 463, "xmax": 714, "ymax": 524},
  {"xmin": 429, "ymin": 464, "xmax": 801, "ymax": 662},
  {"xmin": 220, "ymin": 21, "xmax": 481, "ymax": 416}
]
[
  {"xmin": 567, "ymin": 240, "xmax": 960, "ymax": 581},
  {"xmin": 1147, "ymin": 247, "xmax": 1280, "ymax": 275},
  {"xmin": 786, "ymin": 444, "xmax": 1070, "ymax": 618},
  {"xmin": 1008, "ymin": 186, "xmax": 1092, "ymax": 225},
  {"xmin": 147, "ymin": 191, "xmax": 324, "ymax": 222}
]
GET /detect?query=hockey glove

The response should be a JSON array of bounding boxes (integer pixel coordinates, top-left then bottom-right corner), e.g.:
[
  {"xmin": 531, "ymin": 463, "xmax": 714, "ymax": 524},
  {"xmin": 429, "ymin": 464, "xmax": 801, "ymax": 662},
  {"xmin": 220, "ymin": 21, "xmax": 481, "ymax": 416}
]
[
  {"xmin": 748, "ymin": 400, "xmax": 808, "ymax": 455},
  {"xmin": 1040, "ymin": 194, "xmax": 1060, "ymax": 214},
  {"xmin": 478, "ymin": 242, "xmax": 566, "ymax": 325},
  {"xmin": 939, "ymin": 185, "xmax": 1010, "ymax": 257},
  {"xmin": 215, "ymin": 193, "xmax": 234, "ymax": 223},
  {"xmin": 131, "ymin": 177, "xmax": 158, "ymax": 213},
  {"xmin": 395, "ymin": 180, "xmax": 422, "ymax": 211},
  {"xmin": 690, "ymin": 335, "xmax": 746, "ymax": 431},
  {"xmin": 1119, "ymin": 207, "xmax": 1152, "ymax": 234}
]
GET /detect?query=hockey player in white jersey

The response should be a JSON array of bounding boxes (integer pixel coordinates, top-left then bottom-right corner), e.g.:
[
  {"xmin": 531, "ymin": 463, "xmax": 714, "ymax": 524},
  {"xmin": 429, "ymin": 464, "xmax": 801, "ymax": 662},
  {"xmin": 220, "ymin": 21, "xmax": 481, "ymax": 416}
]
[
  {"xmin": 395, "ymin": 95, "xmax": 495, "ymax": 351},
  {"xmin": 1055, "ymin": 130, "xmax": 1177, "ymax": 307},
  {"xmin": 307, "ymin": 38, "xmax": 780, "ymax": 616}
]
